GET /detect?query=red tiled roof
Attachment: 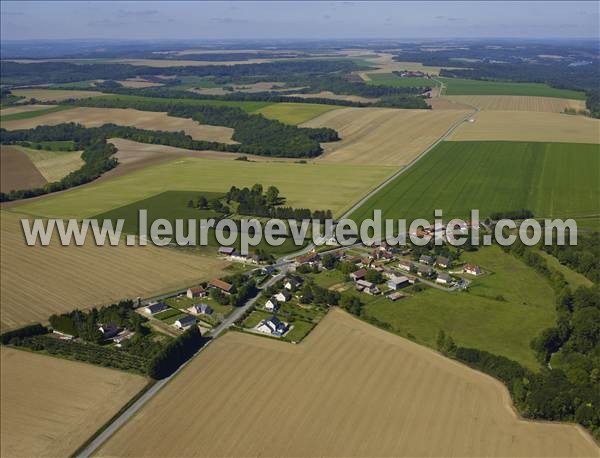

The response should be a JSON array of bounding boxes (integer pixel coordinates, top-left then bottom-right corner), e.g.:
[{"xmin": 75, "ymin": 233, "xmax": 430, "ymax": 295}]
[{"xmin": 210, "ymin": 278, "xmax": 233, "ymax": 292}]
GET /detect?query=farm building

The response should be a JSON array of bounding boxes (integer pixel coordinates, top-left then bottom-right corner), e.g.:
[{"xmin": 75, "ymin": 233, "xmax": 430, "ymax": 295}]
[
  {"xmin": 463, "ymin": 264, "xmax": 482, "ymax": 276},
  {"xmin": 387, "ymin": 291, "xmax": 406, "ymax": 301},
  {"xmin": 436, "ymin": 257, "xmax": 451, "ymax": 269},
  {"xmin": 275, "ymin": 291, "xmax": 292, "ymax": 302},
  {"xmin": 419, "ymin": 255, "xmax": 434, "ymax": 265},
  {"xmin": 350, "ymin": 269, "xmax": 367, "ymax": 281},
  {"xmin": 218, "ymin": 246, "xmax": 235, "ymax": 255},
  {"xmin": 265, "ymin": 297, "xmax": 280, "ymax": 311},
  {"xmin": 144, "ymin": 302, "xmax": 168, "ymax": 315},
  {"xmin": 356, "ymin": 279, "xmax": 380, "ymax": 295},
  {"xmin": 398, "ymin": 260, "xmax": 414, "ymax": 272},
  {"xmin": 190, "ymin": 303, "xmax": 213, "ymax": 315},
  {"xmin": 187, "ymin": 286, "xmax": 206, "ymax": 299},
  {"xmin": 98, "ymin": 324, "xmax": 119, "ymax": 340},
  {"xmin": 174, "ymin": 315, "xmax": 196, "ymax": 330},
  {"xmin": 209, "ymin": 278, "xmax": 234, "ymax": 294},
  {"xmin": 387, "ymin": 276, "xmax": 410, "ymax": 290},
  {"xmin": 436, "ymin": 273, "xmax": 453, "ymax": 285},
  {"xmin": 229, "ymin": 251, "xmax": 259, "ymax": 264},
  {"xmin": 256, "ymin": 316, "xmax": 289, "ymax": 337}
]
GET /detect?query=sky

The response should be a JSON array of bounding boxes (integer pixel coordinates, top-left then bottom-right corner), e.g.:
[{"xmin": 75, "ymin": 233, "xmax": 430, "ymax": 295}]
[{"xmin": 1, "ymin": 1, "xmax": 598, "ymax": 41}]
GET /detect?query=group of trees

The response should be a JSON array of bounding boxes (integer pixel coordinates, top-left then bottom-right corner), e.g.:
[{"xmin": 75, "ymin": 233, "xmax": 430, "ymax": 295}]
[
  {"xmin": 147, "ymin": 326, "xmax": 204, "ymax": 379},
  {"xmin": 541, "ymin": 233, "xmax": 600, "ymax": 284},
  {"xmin": 489, "ymin": 209, "xmax": 534, "ymax": 221}
]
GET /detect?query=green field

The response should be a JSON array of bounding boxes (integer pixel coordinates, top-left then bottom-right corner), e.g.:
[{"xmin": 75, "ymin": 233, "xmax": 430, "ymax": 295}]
[
  {"xmin": 439, "ymin": 77, "xmax": 586, "ymax": 99},
  {"xmin": 351, "ymin": 140, "xmax": 600, "ymax": 223},
  {"xmin": 254, "ymin": 102, "xmax": 342, "ymax": 125},
  {"xmin": 366, "ymin": 74, "xmax": 439, "ymax": 88},
  {"xmin": 170, "ymin": 76, "xmax": 221, "ymax": 90},
  {"xmin": 361, "ymin": 245, "xmax": 556, "ymax": 370},
  {"xmin": 0, "ymin": 105, "xmax": 74, "ymax": 122},
  {"xmin": 13, "ymin": 156, "xmax": 394, "ymax": 220}
]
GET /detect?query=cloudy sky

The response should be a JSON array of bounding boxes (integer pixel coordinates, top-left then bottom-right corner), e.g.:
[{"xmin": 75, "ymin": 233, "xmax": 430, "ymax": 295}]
[{"xmin": 1, "ymin": 1, "xmax": 598, "ymax": 40}]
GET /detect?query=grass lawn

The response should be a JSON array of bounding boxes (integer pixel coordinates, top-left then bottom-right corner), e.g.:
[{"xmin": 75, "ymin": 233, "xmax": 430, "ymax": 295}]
[
  {"xmin": 439, "ymin": 77, "xmax": 586, "ymax": 99},
  {"xmin": 351, "ymin": 140, "xmax": 600, "ymax": 223},
  {"xmin": 164, "ymin": 295, "xmax": 234, "ymax": 318},
  {"xmin": 537, "ymin": 250, "xmax": 593, "ymax": 289},
  {"xmin": 243, "ymin": 310, "xmax": 272, "ymax": 328},
  {"xmin": 254, "ymin": 102, "xmax": 342, "ymax": 125},
  {"xmin": 284, "ymin": 319, "xmax": 316, "ymax": 342},
  {"xmin": 91, "ymin": 94, "xmax": 272, "ymax": 113},
  {"xmin": 0, "ymin": 105, "xmax": 74, "ymax": 122},
  {"xmin": 14, "ymin": 157, "xmax": 395, "ymax": 220},
  {"xmin": 304, "ymin": 269, "xmax": 347, "ymax": 289},
  {"xmin": 361, "ymin": 245, "xmax": 557, "ymax": 370},
  {"xmin": 366, "ymin": 74, "xmax": 439, "ymax": 88},
  {"xmin": 153, "ymin": 308, "xmax": 182, "ymax": 322}
]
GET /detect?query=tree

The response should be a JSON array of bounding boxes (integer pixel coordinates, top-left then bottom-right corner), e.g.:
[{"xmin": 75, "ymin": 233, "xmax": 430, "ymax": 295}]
[
  {"xmin": 187, "ymin": 199, "xmax": 194, "ymax": 208},
  {"xmin": 365, "ymin": 269, "xmax": 383, "ymax": 284},
  {"xmin": 197, "ymin": 195, "xmax": 208, "ymax": 209},
  {"xmin": 300, "ymin": 283, "xmax": 313, "ymax": 304},
  {"xmin": 266, "ymin": 186, "xmax": 280, "ymax": 206},
  {"xmin": 436, "ymin": 330, "xmax": 446, "ymax": 352},
  {"xmin": 340, "ymin": 295, "xmax": 362, "ymax": 315}
]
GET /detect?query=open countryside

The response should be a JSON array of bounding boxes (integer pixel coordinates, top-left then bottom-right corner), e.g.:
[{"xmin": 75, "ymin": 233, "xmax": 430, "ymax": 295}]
[
  {"xmin": 445, "ymin": 95, "xmax": 587, "ymax": 113},
  {"xmin": 98, "ymin": 309, "xmax": 599, "ymax": 457}
]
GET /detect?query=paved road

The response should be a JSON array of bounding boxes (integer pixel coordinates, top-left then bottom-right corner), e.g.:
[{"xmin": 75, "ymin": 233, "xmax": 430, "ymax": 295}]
[{"xmin": 77, "ymin": 104, "xmax": 478, "ymax": 458}]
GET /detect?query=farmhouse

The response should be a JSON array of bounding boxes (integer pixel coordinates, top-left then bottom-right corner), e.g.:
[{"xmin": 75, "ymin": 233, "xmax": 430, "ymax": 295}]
[
  {"xmin": 387, "ymin": 275, "xmax": 410, "ymax": 290},
  {"xmin": 275, "ymin": 291, "xmax": 292, "ymax": 302},
  {"xmin": 419, "ymin": 254, "xmax": 434, "ymax": 265},
  {"xmin": 218, "ymin": 246, "xmax": 235, "ymax": 256},
  {"xmin": 98, "ymin": 324, "xmax": 119, "ymax": 340},
  {"xmin": 418, "ymin": 265, "xmax": 434, "ymax": 277},
  {"xmin": 296, "ymin": 251, "xmax": 319, "ymax": 266},
  {"xmin": 209, "ymin": 278, "xmax": 234, "ymax": 294},
  {"xmin": 463, "ymin": 264, "xmax": 482, "ymax": 276},
  {"xmin": 356, "ymin": 279, "xmax": 380, "ymax": 295},
  {"xmin": 187, "ymin": 286, "xmax": 206, "ymax": 299},
  {"xmin": 284, "ymin": 277, "xmax": 302, "ymax": 291},
  {"xmin": 256, "ymin": 316, "xmax": 289, "ymax": 337},
  {"xmin": 350, "ymin": 269, "xmax": 367, "ymax": 281},
  {"xmin": 436, "ymin": 257, "xmax": 451, "ymax": 269},
  {"xmin": 398, "ymin": 260, "xmax": 414, "ymax": 272},
  {"xmin": 229, "ymin": 251, "xmax": 259, "ymax": 264},
  {"xmin": 436, "ymin": 273, "xmax": 453, "ymax": 285},
  {"xmin": 144, "ymin": 302, "xmax": 168, "ymax": 315},
  {"xmin": 265, "ymin": 296, "xmax": 280, "ymax": 311},
  {"xmin": 174, "ymin": 315, "xmax": 196, "ymax": 330},
  {"xmin": 190, "ymin": 303, "xmax": 213, "ymax": 315}
]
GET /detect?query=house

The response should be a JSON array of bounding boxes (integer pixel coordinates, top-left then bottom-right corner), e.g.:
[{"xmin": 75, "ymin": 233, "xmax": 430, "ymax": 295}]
[
  {"xmin": 113, "ymin": 330, "xmax": 135, "ymax": 344},
  {"xmin": 387, "ymin": 275, "xmax": 410, "ymax": 290},
  {"xmin": 98, "ymin": 324, "xmax": 119, "ymax": 340},
  {"xmin": 174, "ymin": 315, "xmax": 197, "ymax": 330},
  {"xmin": 398, "ymin": 260, "xmax": 414, "ymax": 272},
  {"xmin": 218, "ymin": 246, "xmax": 235, "ymax": 256},
  {"xmin": 418, "ymin": 265, "xmax": 434, "ymax": 277},
  {"xmin": 190, "ymin": 303, "xmax": 213, "ymax": 315},
  {"xmin": 144, "ymin": 302, "xmax": 168, "ymax": 315},
  {"xmin": 360, "ymin": 257, "xmax": 373, "ymax": 267},
  {"xmin": 350, "ymin": 269, "xmax": 367, "ymax": 281},
  {"xmin": 436, "ymin": 257, "xmax": 450, "ymax": 269},
  {"xmin": 436, "ymin": 273, "xmax": 453, "ymax": 285},
  {"xmin": 419, "ymin": 254, "xmax": 434, "ymax": 265},
  {"xmin": 284, "ymin": 276, "xmax": 302, "ymax": 291},
  {"xmin": 256, "ymin": 316, "xmax": 288, "ymax": 337},
  {"xmin": 357, "ymin": 279, "xmax": 380, "ymax": 295},
  {"xmin": 209, "ymin": 278, "xmax": 234, "ymax": 294},
  {"xmin": 295, "ymin": 251, "xmax": 319, "ymax": 266},
  {"xmin": 265, "ymin": 296, "xmax": 280, "ymax": 311},
  {"xmin": 463, "ymin": 264, "xmax": 482, "ymax": 276},
  {"xmin": 275, "ymin": 291, "xmax": 292, "ymax": 303},
  {"xmin": 229, "ymin": 251, "xmax": 259, "ymax": 264},
  {"xmin": 186, "ymin": 286, "xmax": 206, "ymax": 299}
]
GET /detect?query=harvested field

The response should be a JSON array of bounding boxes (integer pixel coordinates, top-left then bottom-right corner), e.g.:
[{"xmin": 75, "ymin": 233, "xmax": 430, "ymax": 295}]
[
  {"xmin": 11, "ymin": 88, "xmax": 104, "ymax": 102},
  {"xmin": 19, "ymin": 146, "xmax": 84, "ymax": 182},
  {"xmin": 117, "ymin": 79, "xmax": 164, "ymax": 88},
  {"xmin": 302, "ymin": 107, "xmax": 471, "ymax": 165},
  {"xmin": 0, "ymin": 210, "xmax": 230, "ymax": 331},
  {"xmin": 1, "ymin": 347, "xmax": 146, "ymax": 458},
  {"xmin": 0, "ymin": 146, "xmax": 47, "ymax": 193},
  {"xmin": 13, "ymin": 157, "xmax": 395, "ymax": 219},
  {"xmin": 254, "ymin": 102, "xmax": 341, "ymax": 125},
  {"xmin": 446, "ymin": 95, "xmax": 587, "ymax": 113},
  {"xmin": 440, "ymin": 77, "xmax": 586, "ymax": 99},
  {"xmin": 110, "ymin": 58, "xmax": 272, "ymax": 67},
  {"xmin": 286, "ymin": 91, "xmax": 379, "ymax": 103},
  {"xmin": 427, "ymin": 96, "xmax": 474, "ymax": 110},
  {"xmin": 0, "ymin": 104, "xmax": 57, "ymax": 115},
  {"xmin": 2, "ymin": 107, "xmax": 236, "ymax": 144},
  {"xmin": 98, "ymin": 309, "xmax": 599, "ymax": 457},
  {"xmin": 449, "ymin": 111, "xmax": 600, "ymax": 144}
]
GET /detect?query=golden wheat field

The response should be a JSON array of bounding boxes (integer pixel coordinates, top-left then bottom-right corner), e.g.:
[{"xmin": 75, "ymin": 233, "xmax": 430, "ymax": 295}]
[
  {"xmin": 449, "ymin": 111, "xmax": 600, "ymax": 144},
  {"xmin": 20, "ymin": 146, "xmax": 84, "ymax": 182},
  {"xmin": 302, "ymin": 107, "xmax": 471, "ymax": 165},
  {"xmin": 98, "ymin": 309, "xmax": 598, "ymax": 457},
  {"xmin": 2, "ymin": 106, "xmax": 236, "ymax": 144},
  {"xmin": 0, "ymin": 211, "xmax": 229, "ymax": 331},
  {"xmin": 1, "ymin": 347, "xmax": 147, "ymax": 458},
  {"xmin": 445, "ymin": 95, "xmax": 587, "ymax": 113},
  {"xmin": 0, "ymin": 104, "xmax": 58, "ymax": 115},
  {"xmin": 11, "ymin": 89, "xmax": 105, "ymax": 102}
]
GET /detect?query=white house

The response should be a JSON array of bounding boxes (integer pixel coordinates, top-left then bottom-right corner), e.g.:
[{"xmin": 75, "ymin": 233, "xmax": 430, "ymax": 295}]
[
  {"xmin": 436, "ymin": 257, "xmax": 450, "ymax": 269},
  {"xmin": 284, "ymin": 277, "xmax": 302, "ymax": 291},
  {"xmin": 463, "ymin": 264, "xmax": 482, "ymax": 276},
  {"xmin": 436, "ymin": 273, "xmax": 453, "ymax": 285},
  {"xmin": 398, "ymin": 260, "xmax": 414, "ymax": 272},
  {"xmin": 187, "ymin": 286, "xmax": 206, "ymax": 299},
  {"xmin": 174, "ymin": 315, "xmax": 196, "ymax": 330},
  {"xmin": 256, "ymin": 316, "xmax": 288, "ymax": 337},
  {"xmin": 265, "ymin": 296, "xmax": 280, "ymax": 311},
  {"xmin": 275, "ymin": 291, "xmax": 292, "ymax": 303},
  {"xmin": 190, "ymin": 303, "xmax": 213, "ymax": 315}
]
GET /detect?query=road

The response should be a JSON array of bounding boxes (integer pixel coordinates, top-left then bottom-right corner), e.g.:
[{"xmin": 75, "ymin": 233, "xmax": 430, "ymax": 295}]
[{"xmin": 77, "ymin": 103, "xmax": 478, "ymax": 458}]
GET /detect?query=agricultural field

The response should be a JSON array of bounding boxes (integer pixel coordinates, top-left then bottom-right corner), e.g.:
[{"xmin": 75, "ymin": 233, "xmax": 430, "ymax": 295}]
[
  {"xmin": 1, "ymin": 347, "xmax": 147, "ymax": 458},
  {"xmin": 0, "ymin": 146, "xmax": 47, "ymax": 193},
  {"xmin": 362, "ymin": 246, "xmax": 557, "ymax": 370},
  {"xmin": 439, "ymin": 77, "xmax": 586, "ymax": 99},
  {"xmin": 449, "ymin": 111, "xmax": 600, "ymax": 144},
  {"xmin": 97, "ymin": 308, "xmax": 598, "ymax": 457},
  {"xmin": 285, "ymin": 91, "xmax": 378, "ymax": 103},
  {"xmin": 11, "ymin": 88, "xmax": 105, "ymax": 102},
  {"xmin": 302, "ymin": 107, "xmax": 471, "ymax": 165},
  {"xmin": 19, "ymin": 146, "xmax": 84, "ymax": 182},
  {"xmin": 2, "ymin": 107, "xmax": 236, "ymax": 144},
  {"xmin": 14, "ymin": 156, "xmax": 395, "ymax": 219},
  {"xmin": 0, "ymin": 103, "xmax": 57, "ymax": 115},
  {"xmin": 253, "ymin": 102, "xmax": 342, "ymax": 125},
  {"xmin": 445, "ymin": 95, "xmax": 587, "ymax": 113},
  {"xmin": 537, "ymin": 250, "xmax": 594, "ymax": 289},
  {"xmin": 366, "ymin": 73, "xmax": 439, "ymax": 88},
  {"xmin": 118, "ymin": 78, "xmax": 164, "ymax": 88},
  {"xmin": 0, "ymin": 210, "xmax": 230, "ymax": 331},
  {"xmin": 350, "ymin": 140, "xmax": 600, "ymax": 223},
  {"xmin": 0, "ymin": 104, "xmax": 75, "ymax": 121}
]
